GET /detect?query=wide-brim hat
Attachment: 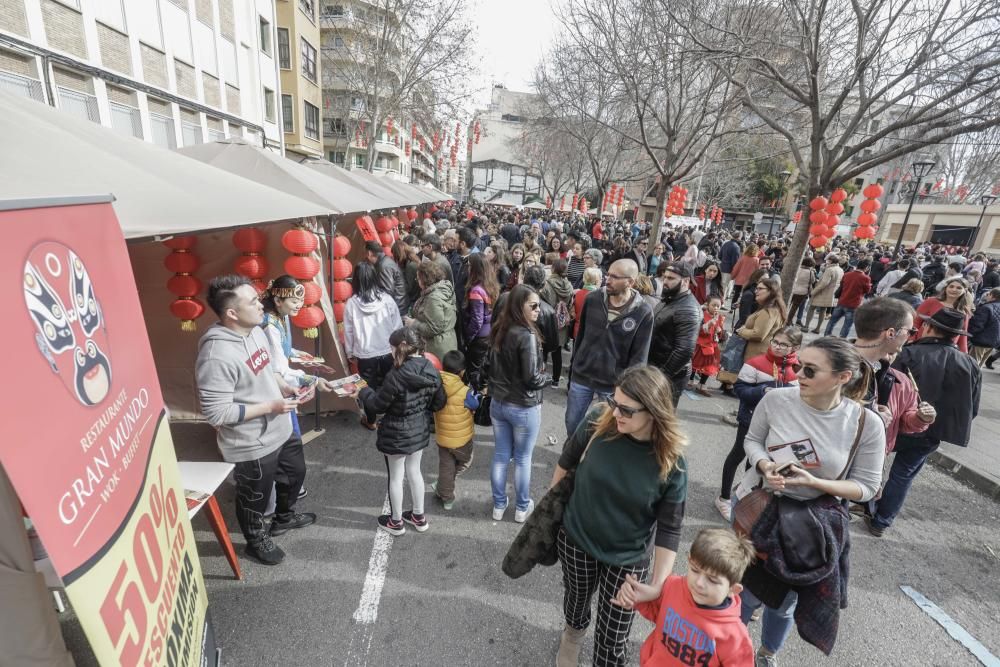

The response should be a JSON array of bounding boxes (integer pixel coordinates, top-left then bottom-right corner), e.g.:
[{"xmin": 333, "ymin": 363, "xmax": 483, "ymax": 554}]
[{"xmin": 919, "ymin": 307, "xmax": 969, "ymax": 336}]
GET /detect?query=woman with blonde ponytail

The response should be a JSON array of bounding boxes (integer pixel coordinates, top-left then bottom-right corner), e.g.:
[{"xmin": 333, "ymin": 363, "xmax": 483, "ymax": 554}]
[
  {"xmin": 548, "ymin": 365, "xmax": 688, "ymax": 667},
  {"xmin": 731, "ymin": 336, "xmax": 886, "ymax": 662}
]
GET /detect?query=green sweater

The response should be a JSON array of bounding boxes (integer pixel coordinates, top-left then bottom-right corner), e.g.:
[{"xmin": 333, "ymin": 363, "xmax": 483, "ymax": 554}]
[{"xmin": 559, "ymin": 410, "xmax": 687, "ymax": 566}]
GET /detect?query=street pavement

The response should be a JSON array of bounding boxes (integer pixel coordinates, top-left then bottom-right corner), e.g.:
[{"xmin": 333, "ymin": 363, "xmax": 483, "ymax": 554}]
[{"xmin": 58, "ymin": 354, "xmax": 1000, "ymax": 666}]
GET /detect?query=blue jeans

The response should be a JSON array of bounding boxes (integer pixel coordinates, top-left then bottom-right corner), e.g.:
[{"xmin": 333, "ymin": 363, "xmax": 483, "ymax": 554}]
[
  {"xmin": 490, "ymin": 399, "xmax": 541, "ymax": 511},
  {"xmin": 872, "ymin": 434, "xmax": 940, "ymax": 530},
  {"xmin": 740, "ymin": 587, "xmax": 798, "ymax": 653},
  {"xmin": 824, "ymin": 305, "xmax": 856, "ymax": 337},
  {"xmin": 565, "ymin": 381, "xmax": 612, "ymax": 437}
]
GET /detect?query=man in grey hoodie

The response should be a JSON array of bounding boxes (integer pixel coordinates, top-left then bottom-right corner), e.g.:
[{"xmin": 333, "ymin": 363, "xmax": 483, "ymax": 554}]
[{"xmin": 196, "ymin": 275, "xmax": 315, "ymax": 565}]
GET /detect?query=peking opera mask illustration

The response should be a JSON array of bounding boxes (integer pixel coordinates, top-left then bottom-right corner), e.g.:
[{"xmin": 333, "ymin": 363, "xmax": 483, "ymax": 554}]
[{"xmin": 23, "ymin": 241, "xmax": 112, "ymax": 406}]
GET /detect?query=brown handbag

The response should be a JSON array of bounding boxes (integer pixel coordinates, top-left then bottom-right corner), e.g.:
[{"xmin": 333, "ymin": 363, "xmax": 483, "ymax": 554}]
[{"xmin": 732, "ymin": 408, "xmax": 867, "ymax": 539}]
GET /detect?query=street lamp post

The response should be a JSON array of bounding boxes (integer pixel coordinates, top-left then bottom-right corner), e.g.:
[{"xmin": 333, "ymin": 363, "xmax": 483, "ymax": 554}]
[
  {"xmin": 970, "ymin": 194, "xmax": 998, "ymax": 251},
  {"xmin": 893, "ymin": 159, "xmax": 936, "ymax": 256},
  {"xmin": 767, "ymin": 170, "xmax": 793, "ymax": 237}
]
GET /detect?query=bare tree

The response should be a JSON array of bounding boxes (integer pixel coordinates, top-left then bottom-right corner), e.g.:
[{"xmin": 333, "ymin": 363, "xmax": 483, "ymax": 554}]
[
  {"xmin": 508, "ymin": 117, "xmax": 585, "ymax": 203},
  {"xmin": 320, "ymin": 0, "xmax": 476, "ymax": 172},
  {"xmin": 933, "ymin": 129, "xmax": 1000, "ymax": 203},
  {"xmin": 679, "ymin": 0, "xmax": 1000, "ymax": 297},
  {"xmin": 539, "ymin": 0, "xmax": 741, "ymax": 242}
]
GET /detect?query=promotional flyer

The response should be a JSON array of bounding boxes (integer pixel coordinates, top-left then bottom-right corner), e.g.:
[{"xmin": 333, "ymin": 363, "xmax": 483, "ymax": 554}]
[{"xmin": 2, "ymin": 200, "xmax": 212, "ymax": 666}]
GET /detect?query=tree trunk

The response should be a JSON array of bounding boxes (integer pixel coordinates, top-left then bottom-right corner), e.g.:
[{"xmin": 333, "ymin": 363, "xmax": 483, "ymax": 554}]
[
  {"xmin": 779, "ymin": 183, "xmax": 823, "ymax": 303},
  {"xmin": 647, "ymin": 179, "xmax": 670, "ymax": 246}
]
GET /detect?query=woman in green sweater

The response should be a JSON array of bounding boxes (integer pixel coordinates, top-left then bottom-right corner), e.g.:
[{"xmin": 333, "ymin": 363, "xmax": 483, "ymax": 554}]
[{"xmin": 550, "ymin": 365, "xmax": 688, "ymax": 667}]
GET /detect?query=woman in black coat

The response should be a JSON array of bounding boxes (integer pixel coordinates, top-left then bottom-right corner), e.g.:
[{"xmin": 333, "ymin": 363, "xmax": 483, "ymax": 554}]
[{"xmin": 357, "ymin": 326, "xmax": 446, "ymax": 536}]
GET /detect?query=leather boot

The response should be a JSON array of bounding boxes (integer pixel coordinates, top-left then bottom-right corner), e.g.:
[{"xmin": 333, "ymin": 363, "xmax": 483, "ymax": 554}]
[{"xmin": 556, "ymin": 624, "xmax": 587, "ymax": 667}]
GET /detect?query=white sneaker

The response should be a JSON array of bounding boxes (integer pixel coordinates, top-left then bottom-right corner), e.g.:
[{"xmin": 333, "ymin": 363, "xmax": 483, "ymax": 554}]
[
  {"xmin": 492, "ymin": 501, "xmax": 508, "ymax": 521},
  {"xmin": 714, "ymin": 496, "xmax": 732, "ymax": 522},
  {"xmin": 514, "ymin": 500, "xmax": 534, "ymax": 523}
]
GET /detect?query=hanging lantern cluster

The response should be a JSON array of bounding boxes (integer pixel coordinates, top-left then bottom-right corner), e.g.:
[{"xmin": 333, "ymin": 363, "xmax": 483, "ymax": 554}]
[
  {"xmin": 713, "ymin": 207, "xmax": 724, "ymax": 225},
  {"xmin": 665, "ymin": 185, "xmax": 687, "ymax": 218},
  {"xmin": 604, "ymin": 184, "xmax": 616, "ymax": 212},
  {"xmin": 807, "ymin": 196, "xmax": 835, "ymax": 249},
  {"xmin": 616, "ymin": 186, "xmax": 625, "ymax": 209},
  {"xmin": 792, "ymin": 210, "xmax": 803, "ymax": 224},
  {"xmin": 282, "ymin": 227, "xmax": 325, "ymax": 339},
  {"xmin": 404, "ymin": 140, "xmax": 411, "ymax": 157},
  {"xmin": 386, "ymin": 116, "xmax": 394, "ymax": 136},
  {"xmin": 473, "ymin": 120, "xmax": 481, "ymax": 144},
  {"xmin": 375, "ymin": 215, "xmax": 397, "ymax": 255},
  {"xmin": 856, "ymin": 183, "xmax": 884, "ymax": 239},
  {"xmin": 560, "ymin": 195, "xmax": 566, "ymax": 211},
  {"xmin": 545, "ymin": 195, "xmax": 552, "ymax": 209},
  {"xmin": 411, "ymin": 124, "xmax": 417, "ymax": 141},
  {"xmin": 232, "ymin": 228, "xmax": 268, "ymax": 294},
  {"xmin": 419, "ymin": 137, "xmax": 426, "ymax": 152},
  {"xmin": 331, "ymin": 234, "xmax": 353, "ymax": 327},
  {"xmin": 163, "ymin": 236, "xmax": 205, "ymax": 331},
  {"xmin": 571, "ymin": 193, "xmax": 579, "ymax": 211},
  {"xmin": 579, "ymin": 197, "xmax": 588, "ymax": 214}
]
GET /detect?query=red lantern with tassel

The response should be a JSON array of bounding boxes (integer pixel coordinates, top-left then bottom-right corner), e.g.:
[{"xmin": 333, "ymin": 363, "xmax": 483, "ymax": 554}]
[
  {"xmin": 282, "ymin": 227, "xmax": 325, "ymax": 338},
  {"xmin": 232, "ymin": 227, "xmax": 268, "ymax": 293},
  {"xmin": 331, "ymin": 233, "xmax": 353, "ymax": 331},
  {"xmin": 163, "ymin": 236, "xmax": 205, "ymax": 331}
]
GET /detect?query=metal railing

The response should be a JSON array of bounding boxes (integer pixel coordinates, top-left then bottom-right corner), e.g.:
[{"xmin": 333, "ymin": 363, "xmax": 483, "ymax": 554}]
[{"xmin": 0, "ymin": 70, "xmax": 44, "ymax": 101}]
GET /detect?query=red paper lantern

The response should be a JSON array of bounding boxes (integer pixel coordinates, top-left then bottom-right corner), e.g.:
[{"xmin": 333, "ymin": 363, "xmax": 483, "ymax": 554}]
[
  {"xmin": 233, "ymin": 228, "xmax": 266, "ymax": 253},
  {"xmin": 170, "ymin": 298, "xmax": 205, "ymax": 324},
  {"xmin": 823, "ymin": 226, "xmax": 836, "ymax": 238},
  {"xmin": 863, "ymin": 183, "xmax": 884, "ymax": 199},
  {"xmin": 332, "ymin": 281, "xmax": 353, "ymax": 302},
  {"xmin": 809, "ymin": 196, "xmax": 828, "ymax": 211},
  {"xmin": 857, "ymin": 212, "xmax": 877, "ymax": 226},
  {"xmin": 167, "ymin": 274, "xmax": 202, "ymax": 297},
  {"xmin": 282, "ymin": 229, "xmax": 318, "ymax": 255},
  {"xmin": 808, "ymin": 211, "xmax": 827, "ymax": 225},
  {"xmin": 860, "ymin": 199, "xmax": 881, "ymax": 213},
  {"xmin": 407, "ymin": 208, "xmax": 418, "ymax": 222},
  {"xmin": 466, "ymin": 210, "xmax": 475, "ymax": 220},
  {"xmin": 378, "ymin": 231, "xmax": 394, "ymax": 246},
  {"xmin": 164, "ymin": 252, "xmax": 199, "ymax": 274},
  {"xmin": 333, "ymin": 235, "xmax": 351, "ymax": 258},
  {"xmin": 285, "ymin": 255, "xmax": 320, "ymax": 280},
  {"xmin": 333, "ymin": 302, "xmax": 346, "ymax": 322},
  {"xmin": 332, "ymin": 259, "xmax": 352, "ymax": 280},
  {"xmin": 375, "ymin": 217, "xmax": 392, "ymax": 233},
  {"xmin": 825, "ymin": 215, "xmax": 841, "ymax": 228},
  {"xmin": 233, "ymin": 254, "xmax": 268, "ymax": 279},
  {"xmin": 303, "ymin": 281, "xmax": 323, "ymax": 305},
  {"xmin": 163, "ymin": 236, "xmax": 196, "ymax": 251},
  {"xmin": 382, "ymin": 245, "xmax": 393, "ymax": 256},
  {"xmin": 825, "ymin": 202, "xmax": 844, "ymax": 216},
  {"xmin": 809, "ymin": 236, "xmax": 827, "ymax": 248},
  {"xmin": 809, "ymin": 224, "xmax": 829, "ymax": 236},
  {"xmin": 291, "ymin": 305, "xmax": 325, "ymax": 338},
  {"xmin": 855, "ymin": 226, "xmax": 875, "ymax": 239},
  {"xmin": 829, "ymin": 188, "xmax": 848, "ymax": 203}
]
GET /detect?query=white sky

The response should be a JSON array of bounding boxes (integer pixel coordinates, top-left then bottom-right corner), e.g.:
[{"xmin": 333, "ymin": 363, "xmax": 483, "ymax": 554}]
[{"xmin": 470, "ymin": 0, "xmax": 560, "ymax": 106}]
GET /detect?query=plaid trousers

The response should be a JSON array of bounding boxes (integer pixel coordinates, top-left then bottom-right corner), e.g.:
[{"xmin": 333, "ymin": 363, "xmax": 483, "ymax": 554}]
[{"xmin": 557, "ymin": 528, "xmax": 649, "ymax": 667}]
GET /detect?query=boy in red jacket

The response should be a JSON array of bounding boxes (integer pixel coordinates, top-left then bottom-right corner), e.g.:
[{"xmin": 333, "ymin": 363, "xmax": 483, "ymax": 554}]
[
  {"xmin": 825, "ymin": 259, "xmax": 873, "ymax": 337},
  {"xmin": 612, "ymin": 528, "xmax": 755, "ymax": 667}
]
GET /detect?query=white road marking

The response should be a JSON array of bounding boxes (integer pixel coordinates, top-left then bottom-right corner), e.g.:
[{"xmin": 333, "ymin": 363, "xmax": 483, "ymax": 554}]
[
  {"xmin": 900, "ymin": 585, "xmax": 1000, "ymax": 667},
  {"xmin": 344, "ymin": 494, "xmax": 394, "ymax": 666}
]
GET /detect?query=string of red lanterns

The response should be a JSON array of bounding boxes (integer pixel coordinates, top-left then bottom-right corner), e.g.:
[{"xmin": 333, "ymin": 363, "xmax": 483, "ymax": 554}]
[
  {"xmin": 331, "ymin": 234, "xmax": 352, "ymax": 334},
  {"xmin": 232, "ymin": 228, "xmax": 268, "ymax": 294},
  {"xmin": 855, "ymin": 183, "xmax": 884, "ymax": 239},
  {"xmin": 163, "ymin": 236, "xmax": 205, "ymax": 331},
  {"xmin": 282, "ymin": 226, "xmax": 325, "ymax": 339}
]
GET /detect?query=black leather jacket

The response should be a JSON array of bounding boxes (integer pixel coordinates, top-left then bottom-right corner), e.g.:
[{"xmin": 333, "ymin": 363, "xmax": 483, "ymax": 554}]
[
  {"xmin": 488, "ymin": 324, "xmax": 550, "ymax": 407},
  {"xmin": 648, "ymin": 289, "xmax": 702, "ymax": 378}
]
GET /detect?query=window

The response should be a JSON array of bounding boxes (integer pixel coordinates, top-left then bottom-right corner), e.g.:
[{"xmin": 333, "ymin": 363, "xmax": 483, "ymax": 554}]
[
  {"xmin": 259, "ymin": 17, "xmax": 271, "ymax": 55},
  {"xmin": 330, "ymin": 151, "xmax": 345, "ymax": 164},
  {"xmin": 299, "ymin": 0, "xmax": 315, "ymax": 21},
  {"xmin": 327, "ymin": 117, "xmax": 346, "ymax": 135},
  {"xmin": 181, "ymin": 119, "xmax": 203, "ymax": 146},
  {"xmin": 354, "ymin": 153, "xmax": 365, "ymax": 167},
  {"xmin": 150, "ymin": 113, "xmax": 176, "ymax": 148},
  {"xmin": 57, "ymin": 87, "xmax": 100, "ymax": 123},
  {"xmin": 300, "ymin": 38, "xmax": 317, "ymax": 83},
  {"xmin": 323, "ymin": 4, "xmax": 344, "ymax": 17},
  {"xmin": 109, "ymin": 102, "xmax": 142, "ymax": 139},
  {"xmin": 263, "ymin": 86, "xmax": 275, "ymax": 122},
  {"xmin": 303, "ymin": 101, "xmax": 319, "ymax": 139},
  {"xmin": 277, "ymin": 28, "xmax": 290, "ymax": 69},
  {"xmin": 333, "ymin": 36, "xmax": 344, "ymax": 47},
  {"xmin": 0, "ymin": 71, "xmax": 45, "ymax": 102},
  {"xmin": 350, "ymin": 96, "xmax": 364, "ymax": 110},
  {"xmin": 281, "ymin": 94, "xmax": 294, "ymax": 133}
]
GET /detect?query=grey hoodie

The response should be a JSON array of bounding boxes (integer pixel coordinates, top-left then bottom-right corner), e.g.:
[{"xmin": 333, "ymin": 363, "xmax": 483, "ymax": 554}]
[{"xmin": 195, "ymin": 323, "xmax": 292, "ymax": 463}]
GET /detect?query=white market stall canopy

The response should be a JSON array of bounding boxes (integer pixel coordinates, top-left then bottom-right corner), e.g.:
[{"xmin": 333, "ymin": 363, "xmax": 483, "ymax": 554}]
[
  {"xmin": 523, "ymin": 201, "xmax": 548, "ymax": 210},
  {"xmin": 177, "ymin": 139, "xmax": 389, "ymax": 214},
  {"xmin": 302, "ymin": 159, "xmax": 444, "ymax": 206},
  {"xmin": 0, "ymin": 90, "xmax": 329, "ymax": 240}
]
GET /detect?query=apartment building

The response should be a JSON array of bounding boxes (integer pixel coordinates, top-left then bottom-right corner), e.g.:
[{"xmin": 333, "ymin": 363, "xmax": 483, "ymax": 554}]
[
  {"xmin": 275, "ymin": 0, "xmax": 322, "ymax": 159},
  {"xmin": 0, "ymin": 0, "xmax": 282, "ymax": 150},
  {"xmin": 468, "ymin": 85, "xmax": 543, "ymax": 205}
]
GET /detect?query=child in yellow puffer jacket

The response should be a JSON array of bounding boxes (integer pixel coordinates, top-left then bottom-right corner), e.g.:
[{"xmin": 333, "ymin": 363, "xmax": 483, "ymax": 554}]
[{"xmin": 431, "ymin": 350, "xmax": 478, "ymax": 510}]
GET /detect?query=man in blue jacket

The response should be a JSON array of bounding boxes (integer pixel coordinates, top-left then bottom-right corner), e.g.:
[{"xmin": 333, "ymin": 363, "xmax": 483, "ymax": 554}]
[
  {"xmin": 968, "ymin": 288, "xmax": 1000, "ymax": 366},
  {"xmin": 718, "ymin": 231, "xmax": 743, "ymax": 307},
  {"xmin": 565, "ymin": 259, "xmax": 653, "ymax": 436}
]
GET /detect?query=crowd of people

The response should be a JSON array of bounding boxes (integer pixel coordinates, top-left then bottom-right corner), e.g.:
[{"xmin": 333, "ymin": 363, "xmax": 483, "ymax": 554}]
[{"xmin": 193, "ymin": 203, "xmax": 987, "ymax": 667}]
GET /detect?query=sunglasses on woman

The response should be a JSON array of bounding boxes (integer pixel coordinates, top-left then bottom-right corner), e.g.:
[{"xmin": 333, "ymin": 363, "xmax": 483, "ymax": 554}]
[
  {"xmin": 798, "ymin": 365, "xmax": 836, "ymax": 379},
  {"xmin": 528, "ymin": 302, "xmax": 540, "ymax": 311},
  {"xmin": 606, "ymin": 396, "xmax": 647, "ymax": 418}
]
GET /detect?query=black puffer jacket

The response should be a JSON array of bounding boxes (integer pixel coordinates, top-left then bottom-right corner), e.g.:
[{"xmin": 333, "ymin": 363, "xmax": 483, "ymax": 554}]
[
  {"xmin": 648, "ymin": 289, "xmax": 701, "ymax": 379},
  {"xmin": 359, "ymin": 355, "xmax": 446, "ymax": 455},
  {"xmin": 488, "ymin": 325, "xmax": 550, "ymax": 407}
]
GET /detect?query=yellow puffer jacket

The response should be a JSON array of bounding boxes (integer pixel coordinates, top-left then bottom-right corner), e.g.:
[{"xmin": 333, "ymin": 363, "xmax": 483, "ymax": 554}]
[{"xmin": 434, "ymin": 371, "xmax": 475, "ymax": 448}]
